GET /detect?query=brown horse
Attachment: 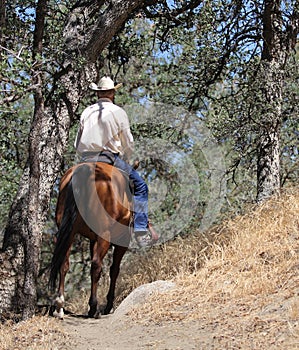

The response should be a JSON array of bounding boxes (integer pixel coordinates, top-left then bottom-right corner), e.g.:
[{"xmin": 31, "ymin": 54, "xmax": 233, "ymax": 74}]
[{"xmin": 49, "ymin": 162, "xmax": 132, "ymax": 318}]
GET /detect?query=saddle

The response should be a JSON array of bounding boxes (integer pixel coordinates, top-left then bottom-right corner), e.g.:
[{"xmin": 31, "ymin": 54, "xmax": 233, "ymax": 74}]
[{"xmin": 82, "ymin": 150, "xmax": 116, "ymax": 165}]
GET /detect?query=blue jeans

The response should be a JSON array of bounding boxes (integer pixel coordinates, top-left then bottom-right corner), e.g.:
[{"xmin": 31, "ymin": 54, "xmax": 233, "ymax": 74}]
[{"xmin": 114, "ymin": 156, "xmax": 148, "ymax": 232}]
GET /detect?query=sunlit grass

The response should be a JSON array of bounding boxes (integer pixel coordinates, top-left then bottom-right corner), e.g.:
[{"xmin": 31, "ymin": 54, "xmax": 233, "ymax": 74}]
[
  {"xmin": 2, "ymin": 187, "xmax": 298, "ymax": 349},
  {"xmin": 0, "ymin": 316, "xmax": 69, "ymax": 350}
]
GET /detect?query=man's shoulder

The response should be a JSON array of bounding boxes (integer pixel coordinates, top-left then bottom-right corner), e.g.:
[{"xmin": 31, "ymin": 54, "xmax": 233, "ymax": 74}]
[
  {"xmin": 107, "ymin": 102, "xmax": 125, "ymax": 111},
  {"xmin": 81, "ymin": 101, "xmax": 127, "ymax": 120},
  {"xmin": 101, "ymin": 102, "xmax": 126, "ymax": 117},
  {"xmin": 83, "ymin": 102, "xmax": 100, "ymax": 112},
  {"xmin": 112, "ymin": 104, "xmax": 128, "ymax": 117}
]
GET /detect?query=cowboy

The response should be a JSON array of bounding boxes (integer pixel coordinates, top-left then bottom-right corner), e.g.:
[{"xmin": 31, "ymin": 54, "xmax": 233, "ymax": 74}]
[{"xmin": 74, "ymin": 76, "xmax": 155, "ymax": 248}]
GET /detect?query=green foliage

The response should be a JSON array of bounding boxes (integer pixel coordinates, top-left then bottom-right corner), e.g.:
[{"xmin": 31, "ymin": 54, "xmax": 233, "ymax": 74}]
[
  {"xmin": 0, "ymin": 98, "xmax": 32, "ymax": 227},
  {"xmin": 1, "ymin": 1, "xmax": 298, "ymax": 306},
  {"xmin": 100, "ymin": 1, "xmax": 298, "ymax": 212},
  {"xmin": 0, "ymin": 1, "xmax": 79, "ymax": 228},
  {"xmin": 1, "ymin": 0, "xmax": 298, "ymax": 229},
  {"xmin": 0, "ymin": 2, "xmax": 35, "ymax": 228}
]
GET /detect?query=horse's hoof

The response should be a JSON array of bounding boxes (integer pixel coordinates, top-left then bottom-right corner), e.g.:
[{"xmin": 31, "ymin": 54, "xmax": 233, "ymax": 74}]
[
  {"xmin": 88, "ymin": 307, "xmax": 97, "ymax": 318},
  {"xmin": 49, "ymin": 305, "xmax": 55, "ymax": 317},
  {"xmin": 53, "ymin": 308, "xmax": 64, "ymax": 320},
  {"xmin": 102, "ymin": 306, "xmax": 113, "ymax": 315},
  {"xmin": 94, "ymin": 310, "xmax": 101, "ymax": 319}
]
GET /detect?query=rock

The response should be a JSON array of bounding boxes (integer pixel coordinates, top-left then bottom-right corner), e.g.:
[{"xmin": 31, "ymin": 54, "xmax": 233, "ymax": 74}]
[{"xmin": 113, "ymin": 280, "xmax": 176, "ymax": 318}]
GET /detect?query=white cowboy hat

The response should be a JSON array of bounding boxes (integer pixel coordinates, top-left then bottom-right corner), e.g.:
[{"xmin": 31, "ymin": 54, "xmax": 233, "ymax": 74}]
[{"xmin": 89, "ymin": 77, "xmax": 122, "ymax": 91}]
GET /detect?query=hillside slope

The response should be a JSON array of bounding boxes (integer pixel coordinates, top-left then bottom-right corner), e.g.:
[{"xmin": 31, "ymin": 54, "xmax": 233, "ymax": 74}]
[
  {"xmin": 1, "ymin": 188, "xmax": 298, "ymax": 349},
  {"xmin": 126, "ymin": 188, "xmax": 299, "ymax": 348}
]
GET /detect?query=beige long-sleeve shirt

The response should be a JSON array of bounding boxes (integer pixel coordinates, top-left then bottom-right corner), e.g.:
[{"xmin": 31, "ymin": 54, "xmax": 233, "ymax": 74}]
[{"xmin": 74, "ymin": 98, "xmax": 134, "ymax": 159}]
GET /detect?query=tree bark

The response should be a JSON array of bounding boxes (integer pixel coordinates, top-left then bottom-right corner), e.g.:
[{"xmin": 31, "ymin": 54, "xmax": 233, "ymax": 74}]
[
  {"xmin": 0, "ymin": 0, "xmax": 148, "ymax": 319},
  {"xmin": 256, "ymin": 0, "xmax": 299, "ymax": 202},
  {"xmin": 0, "ymin": 0, "xmax": 5, "ymax": 46}
]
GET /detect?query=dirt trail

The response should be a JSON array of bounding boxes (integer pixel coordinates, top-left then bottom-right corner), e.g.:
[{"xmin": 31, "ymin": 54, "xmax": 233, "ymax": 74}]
[
  {"xmin": 63, "ymin": 281, "xmax": 209, "ymax": 350},
  {"xmin": 64, "ymin": 314, "xmax": 215, "ymax": 350},
  {"xmin": 62, "ymin": 292, "xmax": 299, "ymax": 350}
]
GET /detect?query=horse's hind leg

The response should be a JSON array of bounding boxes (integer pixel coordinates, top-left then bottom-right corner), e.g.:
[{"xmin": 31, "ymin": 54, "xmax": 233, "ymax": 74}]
[
  {"xmin": 53, "ymin": 244, "xmax": 72, "ymax": 319},
  {"xmin": 103, "ymin": 244, "xmax": 127, "ymax": 315},
  {"xmin": 88, "ymin": 238, "xmax": 110, "ymax": 318}
]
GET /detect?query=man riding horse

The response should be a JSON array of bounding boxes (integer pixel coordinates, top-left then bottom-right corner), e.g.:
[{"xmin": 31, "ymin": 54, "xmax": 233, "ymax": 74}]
[
  {"xmin": 74, "ymin": 76, "xmax": 156, "ymax": 248},
  {"xmin": 50, "ymin": 76, "xmax": 159, "ymax": 318}
]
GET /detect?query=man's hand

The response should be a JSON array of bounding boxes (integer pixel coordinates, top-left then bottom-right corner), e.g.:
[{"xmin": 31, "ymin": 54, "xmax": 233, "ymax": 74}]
[{"xmin": 132, "ymin": 159, "xmax": 139, "ymax": 169}]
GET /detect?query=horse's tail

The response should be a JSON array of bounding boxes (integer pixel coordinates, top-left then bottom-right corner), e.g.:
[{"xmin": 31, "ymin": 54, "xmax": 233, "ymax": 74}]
[{"xmin": 49, "ymin": 164, "xmax": 91, "ymax": 291}]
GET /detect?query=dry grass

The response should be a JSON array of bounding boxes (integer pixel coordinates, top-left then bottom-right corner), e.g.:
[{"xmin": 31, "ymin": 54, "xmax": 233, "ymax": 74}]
[
  {"xmin": 68, "ymin": 188, "xmax": 299, "ymax": 326},
  {"xmin": 129, "ymin": 188, "xmax": 299, "ymax": 326},
  {"xmin": 66, "ymin": 225, "xmax": 214, "ymax": 313},
  {"xmin": 3, "ymin": 188, "xmax": 298, "ymax": 349},
  {"xmin": 114, "ymin": 232, "xmax": 213, "ymax": 304},
  {"xmin": 0, "ymin": 316, "xmax": 70, "ymax": 350}
]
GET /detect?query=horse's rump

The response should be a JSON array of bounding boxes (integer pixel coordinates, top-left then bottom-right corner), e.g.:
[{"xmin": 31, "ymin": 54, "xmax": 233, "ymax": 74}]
[{"xmin": 56, "ymin": 162, "xmax": 132, "ymax": 232}]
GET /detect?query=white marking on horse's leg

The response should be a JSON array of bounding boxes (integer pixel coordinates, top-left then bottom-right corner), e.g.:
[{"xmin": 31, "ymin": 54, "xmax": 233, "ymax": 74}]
[
  {"xmin": 53, "ymin": 295, "xmax": 65, "ymax": 319},
  {"xmin": 53, "ymin": 307, "xmax": 64, "ymax": 319},
  {"xmin": 55, "ymin": 295, "xmax": 65, "ymax": 308}
]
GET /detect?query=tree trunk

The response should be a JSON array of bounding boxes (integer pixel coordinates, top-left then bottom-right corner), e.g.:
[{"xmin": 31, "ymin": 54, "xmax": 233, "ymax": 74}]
[
  {"xmin": 256, "ymin": 0, "xmax": 298, "ymax": 202},
  {"xmin": 0, "ymin": 0, "xmax": 147, "ymax": 319},
  {"xmin": 256, "ymin": 112, "xmax": 281, "ymax": 202},
  {"xmin": 0, "ymin": 0, "xmax": 5, "ymax": 45}
]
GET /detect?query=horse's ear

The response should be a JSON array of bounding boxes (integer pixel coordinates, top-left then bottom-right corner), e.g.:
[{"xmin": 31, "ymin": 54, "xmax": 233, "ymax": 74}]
[{"xmin": 132, "ymin": 159, "xmax": 139, "ymax": 170}]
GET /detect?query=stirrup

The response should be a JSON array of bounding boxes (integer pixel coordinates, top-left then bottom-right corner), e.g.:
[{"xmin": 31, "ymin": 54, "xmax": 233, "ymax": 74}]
[{"xmin": 135, "ymin": 231, "xmax": 153, "ymax": 248}]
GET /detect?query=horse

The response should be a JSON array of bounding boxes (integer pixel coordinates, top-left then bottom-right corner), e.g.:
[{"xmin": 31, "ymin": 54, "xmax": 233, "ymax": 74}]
[{"xmin": 49, "ymin": 161, "xmax": 132, "ymax": 319}]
